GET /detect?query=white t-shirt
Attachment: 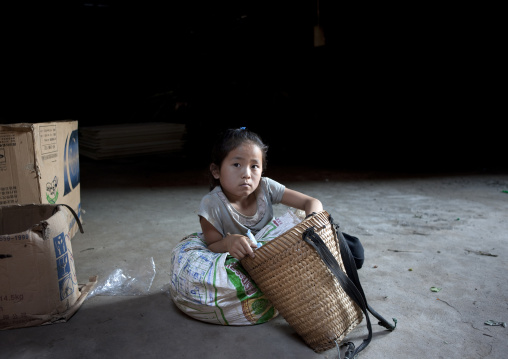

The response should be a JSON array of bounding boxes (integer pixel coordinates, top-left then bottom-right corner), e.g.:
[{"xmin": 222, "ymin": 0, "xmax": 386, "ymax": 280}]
[{"xmin": 198, "ymin": 177, "xmax": 286, "ymax": 237}]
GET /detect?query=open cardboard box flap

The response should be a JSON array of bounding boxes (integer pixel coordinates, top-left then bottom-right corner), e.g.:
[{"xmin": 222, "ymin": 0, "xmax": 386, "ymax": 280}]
[{"xmin": 0, "ymin": 204, "xmax": 96, "ymax": 330}]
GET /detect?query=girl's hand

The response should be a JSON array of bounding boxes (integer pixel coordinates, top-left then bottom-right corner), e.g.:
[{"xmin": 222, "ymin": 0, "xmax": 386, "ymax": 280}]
[
  {"xmin": 200, "ymin": 217, "xmax": 256, "ymax": 259},
  {"xmin": 224, "ymin": 233, "xmax": 256, "ymax": 260}
]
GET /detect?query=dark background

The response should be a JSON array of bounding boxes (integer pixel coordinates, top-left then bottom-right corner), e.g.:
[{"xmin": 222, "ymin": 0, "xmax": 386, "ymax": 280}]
[{"xmin": 1, "ymin": 2, "xmax": 503, "ymax": 172}]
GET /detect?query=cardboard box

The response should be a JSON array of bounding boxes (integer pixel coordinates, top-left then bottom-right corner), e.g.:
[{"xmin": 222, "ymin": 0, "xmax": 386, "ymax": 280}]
[
  {"xmin": 0, "ymin": 121, "xmax": 81, "ymax": 238},
  {"xmin": 0, "ymin": 204, "xmax": 97, "ymax": 330}
]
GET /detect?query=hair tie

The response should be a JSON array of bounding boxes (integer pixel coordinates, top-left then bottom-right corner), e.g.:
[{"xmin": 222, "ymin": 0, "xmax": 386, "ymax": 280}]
[{"xmin": 240, "ymin": 127, "xmax": 246, "ymax": 130}]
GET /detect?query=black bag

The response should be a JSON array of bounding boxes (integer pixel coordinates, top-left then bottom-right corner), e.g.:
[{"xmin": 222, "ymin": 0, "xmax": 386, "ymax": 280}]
[{"xmin": 343, "ymin": 232, "xmax": 364, "ymax": 269}]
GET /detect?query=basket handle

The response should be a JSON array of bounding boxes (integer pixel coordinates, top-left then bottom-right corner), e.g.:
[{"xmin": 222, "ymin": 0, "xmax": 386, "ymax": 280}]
[{"xmin": 302, "ymin": 215, "xmax": 396, "ymax": 358}]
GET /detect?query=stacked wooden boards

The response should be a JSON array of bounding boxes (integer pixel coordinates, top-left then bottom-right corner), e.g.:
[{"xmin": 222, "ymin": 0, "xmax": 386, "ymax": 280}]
[{"xmin": 79, "ymin": 123, "xmax": 186, "ymax": 160}]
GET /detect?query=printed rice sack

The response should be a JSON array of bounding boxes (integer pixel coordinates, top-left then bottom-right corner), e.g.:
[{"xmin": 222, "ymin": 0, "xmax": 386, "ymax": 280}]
[{"xmin": 168, "ymin": 210, "xmax": 302, "ymax": 325}]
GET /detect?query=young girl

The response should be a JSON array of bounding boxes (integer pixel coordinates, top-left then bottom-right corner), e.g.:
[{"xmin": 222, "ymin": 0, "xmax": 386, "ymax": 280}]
[
  {"xmin": 198, "ymin": 127, "xmax": 323, "ymax": 260},
  {"xmin": 168, "ymin": 127, "xmax": 323, "ymax": 326}
]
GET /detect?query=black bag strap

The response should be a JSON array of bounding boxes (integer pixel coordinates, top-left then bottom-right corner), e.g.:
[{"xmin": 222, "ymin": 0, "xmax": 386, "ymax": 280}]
[
  {"xmin": 52, "ymin": 204, "xmax": 84, "ymax": 234},
  {"xmin": 329, "ymin": 215, "xmax": 395, "ymax": 331},
  {"xmin": 302, "ymin": 213, "xmax": 396, "ymax": 358}
]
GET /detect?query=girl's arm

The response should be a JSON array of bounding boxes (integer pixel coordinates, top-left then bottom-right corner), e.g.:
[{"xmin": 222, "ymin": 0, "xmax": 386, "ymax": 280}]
[
  {"xmin": 280, "ymin": 188, "xmax": 323, "ymax": 216},
  {"xmin": 199, "ymin": 216, "xmax": 256, "ymax": 259}
]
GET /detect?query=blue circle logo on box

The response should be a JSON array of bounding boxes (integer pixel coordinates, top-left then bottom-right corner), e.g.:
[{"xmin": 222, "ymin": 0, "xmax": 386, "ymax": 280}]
[{"xmin": 64, "ymin": 129, "xmax": 80, "ymax": 196}]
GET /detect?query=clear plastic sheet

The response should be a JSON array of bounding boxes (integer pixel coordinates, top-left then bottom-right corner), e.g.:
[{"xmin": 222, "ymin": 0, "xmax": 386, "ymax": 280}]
[{"xmin": 89, "ymin": 257, "xmax": 156, "ymax": 296}]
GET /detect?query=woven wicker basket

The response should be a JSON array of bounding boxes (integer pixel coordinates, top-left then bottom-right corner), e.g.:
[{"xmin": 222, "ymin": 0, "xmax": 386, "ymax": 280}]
[{"xmin": 241, "ymin": 210, "xmax": 364, "ymax": 352}]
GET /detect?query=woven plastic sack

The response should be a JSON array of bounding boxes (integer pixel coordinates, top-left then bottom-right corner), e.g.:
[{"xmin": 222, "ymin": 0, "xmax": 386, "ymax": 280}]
[{"xmin": 168, "ymin": 233, "xmax": 273, "ymax": 325}]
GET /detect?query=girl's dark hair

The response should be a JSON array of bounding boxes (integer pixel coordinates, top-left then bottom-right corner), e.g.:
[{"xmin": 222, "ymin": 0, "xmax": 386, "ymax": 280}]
[{"xmin": 208, "ymin": 128, "xmax": 268, "ymax": 190}]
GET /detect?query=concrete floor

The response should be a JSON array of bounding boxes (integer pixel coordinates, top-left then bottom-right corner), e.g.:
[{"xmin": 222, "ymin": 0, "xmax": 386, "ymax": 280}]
[{"xmin": 2, "ymin": 155, "xmax": 507, "ymax": 359}]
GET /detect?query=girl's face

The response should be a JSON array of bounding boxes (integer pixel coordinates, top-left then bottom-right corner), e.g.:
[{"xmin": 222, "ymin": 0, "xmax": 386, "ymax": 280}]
[{"xmin": 212, "ymin": 142, "xmax": 263, "ymax": 201}]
